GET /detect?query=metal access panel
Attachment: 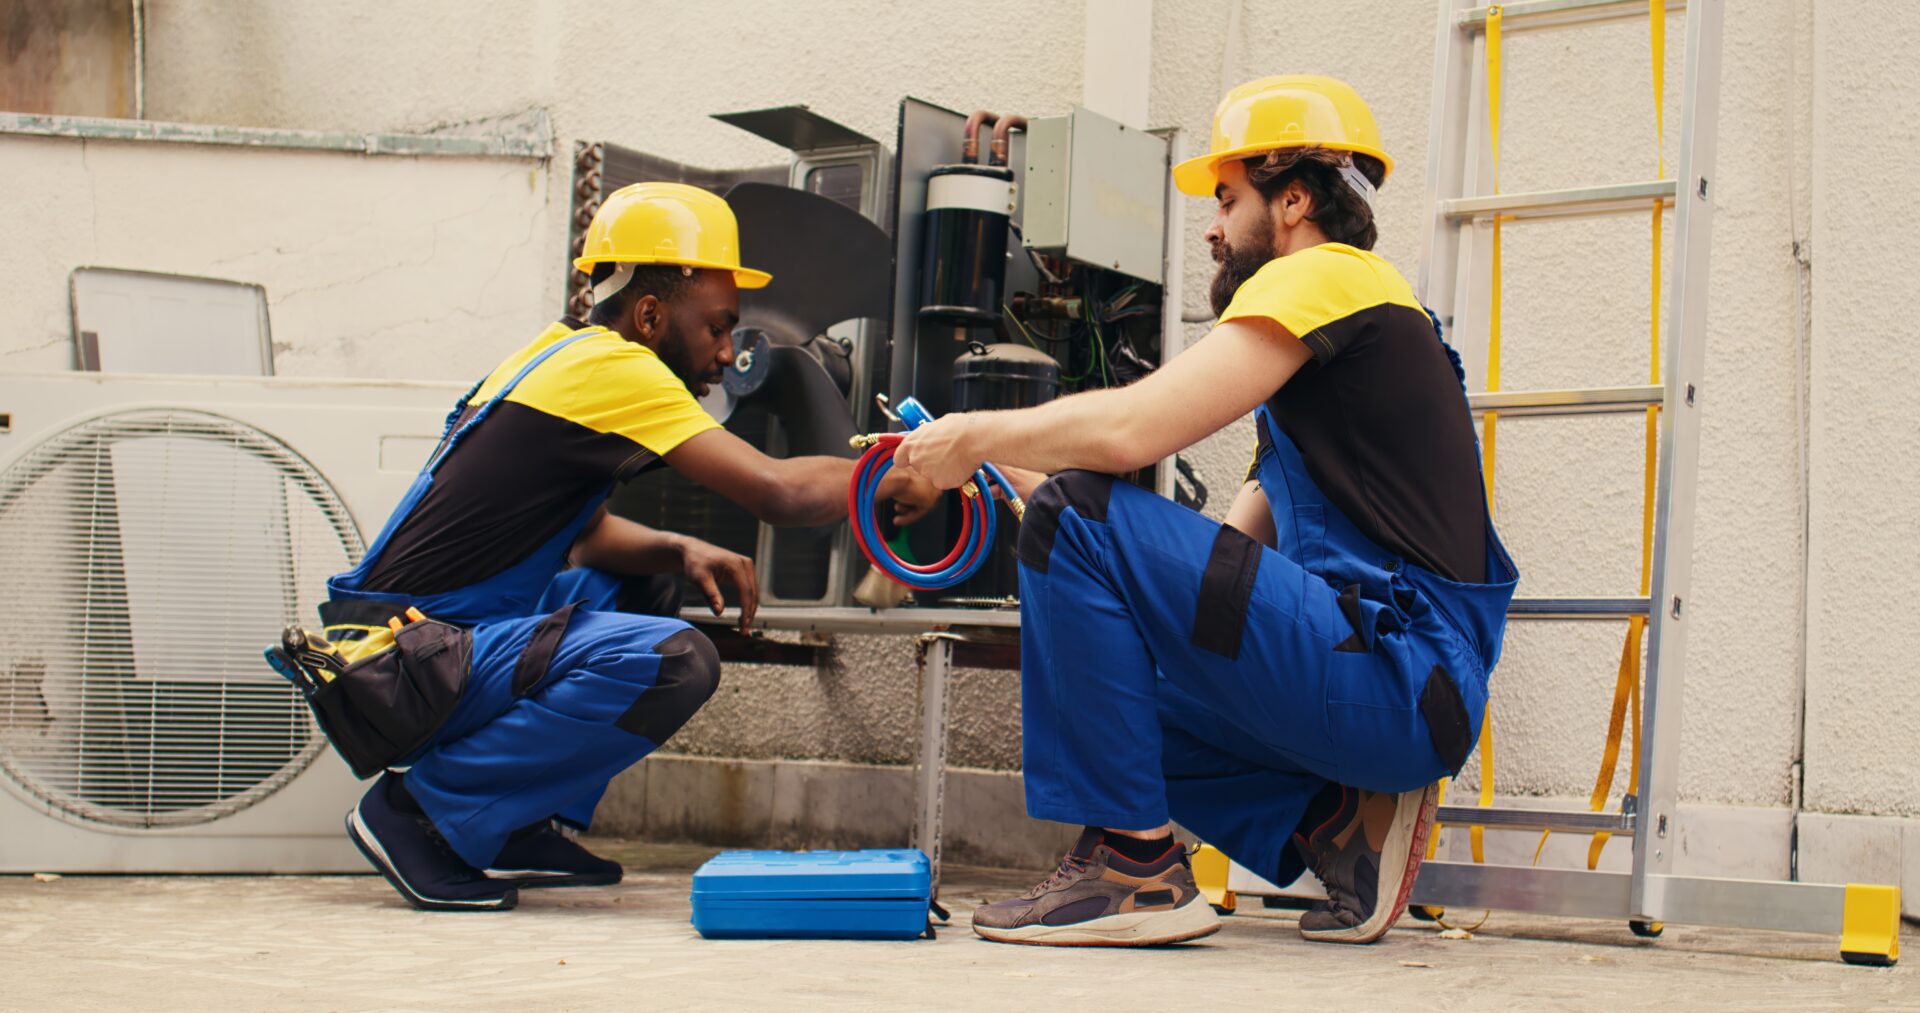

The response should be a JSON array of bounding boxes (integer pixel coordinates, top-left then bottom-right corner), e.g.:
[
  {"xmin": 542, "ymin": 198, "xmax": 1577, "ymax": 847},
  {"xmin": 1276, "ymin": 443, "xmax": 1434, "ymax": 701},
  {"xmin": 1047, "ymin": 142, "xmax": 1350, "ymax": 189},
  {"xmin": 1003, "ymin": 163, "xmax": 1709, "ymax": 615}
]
[
  {"xmin": 1021, "ymin": 107, "xmax": 1168, "ymax": 284},
  {"xmin": 69, "ymin": 268, "xmax": 273, "ymax": 375}
]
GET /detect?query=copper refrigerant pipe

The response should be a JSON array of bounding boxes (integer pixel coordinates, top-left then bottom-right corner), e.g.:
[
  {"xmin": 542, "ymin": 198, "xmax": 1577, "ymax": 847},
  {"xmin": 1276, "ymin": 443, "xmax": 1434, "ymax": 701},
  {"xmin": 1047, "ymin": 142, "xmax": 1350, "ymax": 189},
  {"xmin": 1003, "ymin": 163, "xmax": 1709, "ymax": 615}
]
[
  {"xmin": 961, "ymin": 110, "xmax": 999, "ymax": 164},
  {"xmin": 988, "ymin": 115, "xmax": 1028, "ymax": 167}
]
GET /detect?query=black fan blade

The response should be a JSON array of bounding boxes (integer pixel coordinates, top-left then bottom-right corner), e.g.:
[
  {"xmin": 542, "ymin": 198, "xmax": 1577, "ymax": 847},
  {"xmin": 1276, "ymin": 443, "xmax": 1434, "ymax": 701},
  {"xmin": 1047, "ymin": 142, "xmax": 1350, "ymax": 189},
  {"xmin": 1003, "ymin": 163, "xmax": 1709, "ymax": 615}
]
[{"xmin": 725, "ymin": 181, "xmax": 892, "ymax": 343}]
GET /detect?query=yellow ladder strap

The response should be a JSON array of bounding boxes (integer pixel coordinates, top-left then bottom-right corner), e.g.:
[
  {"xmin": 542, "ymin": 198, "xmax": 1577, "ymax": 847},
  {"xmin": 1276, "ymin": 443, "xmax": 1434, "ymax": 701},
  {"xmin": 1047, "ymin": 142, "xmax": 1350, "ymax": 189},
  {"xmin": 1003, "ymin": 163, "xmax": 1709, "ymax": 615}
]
[
  {"xmin": 1465, "ymin": 3, "xmax": 1506, "ymax": 866},
  {"xmin": 1533, "ymin": 0, "xmax": 1667, "ymax": 872},
  {"xmin": 1426, "ymin": 778, "xmax": 1447, "ymax": 860},
  {"xmin": 1588, "ymin": 0, "xmax": 1666, "ymax": 870}
]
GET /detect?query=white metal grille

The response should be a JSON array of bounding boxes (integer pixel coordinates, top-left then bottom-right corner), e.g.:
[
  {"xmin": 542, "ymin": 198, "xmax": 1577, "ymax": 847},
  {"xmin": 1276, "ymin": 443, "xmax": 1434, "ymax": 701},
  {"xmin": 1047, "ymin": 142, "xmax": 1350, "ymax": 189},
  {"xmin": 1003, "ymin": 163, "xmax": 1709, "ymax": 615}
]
[{"xmin": 0, "ymin": 409, "xmax": 362, "ymax": 828}]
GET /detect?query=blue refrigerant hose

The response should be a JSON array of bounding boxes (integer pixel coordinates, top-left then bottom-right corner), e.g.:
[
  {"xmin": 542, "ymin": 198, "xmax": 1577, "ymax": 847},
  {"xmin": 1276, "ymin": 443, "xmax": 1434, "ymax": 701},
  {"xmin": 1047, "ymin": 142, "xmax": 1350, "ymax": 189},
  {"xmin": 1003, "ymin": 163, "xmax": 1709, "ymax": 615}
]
[{"xmin": 848, "ymin": 396, "xmax": 1023, "ymax": 591}]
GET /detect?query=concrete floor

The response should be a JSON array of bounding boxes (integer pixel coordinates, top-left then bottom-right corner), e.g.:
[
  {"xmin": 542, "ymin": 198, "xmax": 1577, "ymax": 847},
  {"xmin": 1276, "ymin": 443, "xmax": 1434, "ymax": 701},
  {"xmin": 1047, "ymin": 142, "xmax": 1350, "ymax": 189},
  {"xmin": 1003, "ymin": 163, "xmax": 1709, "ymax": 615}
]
[{"xmin": 2, "ymin": 841, "xmax": 1913, "ymax": 1012}]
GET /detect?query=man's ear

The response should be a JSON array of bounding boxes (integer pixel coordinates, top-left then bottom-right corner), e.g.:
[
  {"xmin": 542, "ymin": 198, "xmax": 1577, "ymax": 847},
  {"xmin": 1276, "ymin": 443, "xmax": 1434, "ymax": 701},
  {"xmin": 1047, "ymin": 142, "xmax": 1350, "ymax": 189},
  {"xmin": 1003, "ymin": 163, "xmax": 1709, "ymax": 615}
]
[
  {"xmin": 1278, "ymin": 179, "xmax": 1315, "ymax": 228},
  {"xmin": 631, "ymin": 294, "xmax": 662, "ymax": 339}
]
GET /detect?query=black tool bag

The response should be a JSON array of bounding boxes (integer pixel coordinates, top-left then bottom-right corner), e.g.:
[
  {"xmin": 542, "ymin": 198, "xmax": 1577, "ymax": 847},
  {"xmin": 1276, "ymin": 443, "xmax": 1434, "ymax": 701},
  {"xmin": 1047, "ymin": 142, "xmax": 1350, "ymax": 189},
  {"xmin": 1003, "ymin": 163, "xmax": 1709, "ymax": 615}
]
[{"xmin": 304, "ymin": 618, "xmax": 473, "ymax": 780}]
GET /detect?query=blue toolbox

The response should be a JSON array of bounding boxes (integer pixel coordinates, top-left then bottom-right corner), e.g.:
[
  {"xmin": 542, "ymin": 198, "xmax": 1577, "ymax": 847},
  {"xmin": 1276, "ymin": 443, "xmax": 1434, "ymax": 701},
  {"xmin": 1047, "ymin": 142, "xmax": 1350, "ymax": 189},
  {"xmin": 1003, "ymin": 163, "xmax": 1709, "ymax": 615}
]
[{"xmin": 690, "ymin": 849, "xmax": 933, "ymax": 941}]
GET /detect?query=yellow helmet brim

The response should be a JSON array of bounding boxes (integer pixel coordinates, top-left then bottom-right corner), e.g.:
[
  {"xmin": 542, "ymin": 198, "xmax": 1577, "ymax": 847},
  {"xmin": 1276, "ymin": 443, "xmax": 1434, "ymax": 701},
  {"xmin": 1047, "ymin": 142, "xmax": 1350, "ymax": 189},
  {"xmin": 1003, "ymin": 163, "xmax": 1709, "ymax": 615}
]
[
  {"xmin": 571, "ymin": 255, "xmax": 772, "ymax": 290},
  {"xmin": 1173, "ymin": 141, "xmax": 1396, "ymax": 197}
]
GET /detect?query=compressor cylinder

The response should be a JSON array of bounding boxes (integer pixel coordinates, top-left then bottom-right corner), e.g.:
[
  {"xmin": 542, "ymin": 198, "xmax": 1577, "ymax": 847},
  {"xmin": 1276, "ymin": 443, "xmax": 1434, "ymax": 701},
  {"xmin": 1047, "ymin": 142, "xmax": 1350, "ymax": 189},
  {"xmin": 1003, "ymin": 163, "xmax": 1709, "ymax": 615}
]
[{"xmin": 917, "ymin": 164, "xmax": 1016, "ymax": 328}]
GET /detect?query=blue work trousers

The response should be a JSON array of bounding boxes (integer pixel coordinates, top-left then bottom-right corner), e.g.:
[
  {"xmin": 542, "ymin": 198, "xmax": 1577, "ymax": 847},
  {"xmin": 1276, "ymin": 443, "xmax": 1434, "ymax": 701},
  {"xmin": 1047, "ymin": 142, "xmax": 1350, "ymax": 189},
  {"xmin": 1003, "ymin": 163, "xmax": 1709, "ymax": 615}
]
[
  {"xmin": 1017, "ymin": 471, "xmax": 1501, "ymax": 888},
  {"xmin": 400, "ymin": 569, "xmax": 710, "ymax": 869}
]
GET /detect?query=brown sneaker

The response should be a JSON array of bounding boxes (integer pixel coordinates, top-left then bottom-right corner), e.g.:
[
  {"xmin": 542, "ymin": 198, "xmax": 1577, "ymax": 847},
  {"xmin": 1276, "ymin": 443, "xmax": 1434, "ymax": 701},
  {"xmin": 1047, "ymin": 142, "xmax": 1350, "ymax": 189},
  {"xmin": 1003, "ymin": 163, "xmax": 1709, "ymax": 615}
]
[
  {"xmin": 970, "ymin": 830, "xmax": 1221, "ymax": 947},
  {"xmin": 1294, "ymin": 782, "xmax": 1439, "ymax": 944}
]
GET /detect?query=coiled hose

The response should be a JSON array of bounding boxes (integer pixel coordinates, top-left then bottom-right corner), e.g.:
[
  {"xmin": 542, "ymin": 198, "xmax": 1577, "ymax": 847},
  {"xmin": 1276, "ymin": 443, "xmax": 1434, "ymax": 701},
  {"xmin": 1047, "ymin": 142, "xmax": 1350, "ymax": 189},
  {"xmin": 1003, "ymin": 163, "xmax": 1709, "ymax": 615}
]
[{"xmin": 847, "ymin": 396, "xmax": 1023, "ymax": 590}]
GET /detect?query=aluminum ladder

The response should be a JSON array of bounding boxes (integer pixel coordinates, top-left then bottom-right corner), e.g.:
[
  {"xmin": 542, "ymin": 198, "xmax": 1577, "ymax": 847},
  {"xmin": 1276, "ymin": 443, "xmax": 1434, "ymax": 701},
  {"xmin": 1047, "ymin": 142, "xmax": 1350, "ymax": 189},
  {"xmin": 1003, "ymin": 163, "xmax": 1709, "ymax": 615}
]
[{"xmin": 1404, "ymin": 0, "xmax": 1899, "ymax": 966}]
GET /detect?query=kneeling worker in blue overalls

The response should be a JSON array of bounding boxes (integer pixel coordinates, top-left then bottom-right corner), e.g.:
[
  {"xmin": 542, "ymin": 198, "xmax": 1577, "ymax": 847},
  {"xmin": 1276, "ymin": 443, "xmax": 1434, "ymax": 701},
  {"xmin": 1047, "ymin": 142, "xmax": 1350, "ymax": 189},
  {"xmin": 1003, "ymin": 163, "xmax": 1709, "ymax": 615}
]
[
  {"xmin": 895, "ymin": 76, "xmax": 1519, "ymax": 946},
  {"xmin": 304, "ymin": 182, "xmax": 933, "ymax": 911}
]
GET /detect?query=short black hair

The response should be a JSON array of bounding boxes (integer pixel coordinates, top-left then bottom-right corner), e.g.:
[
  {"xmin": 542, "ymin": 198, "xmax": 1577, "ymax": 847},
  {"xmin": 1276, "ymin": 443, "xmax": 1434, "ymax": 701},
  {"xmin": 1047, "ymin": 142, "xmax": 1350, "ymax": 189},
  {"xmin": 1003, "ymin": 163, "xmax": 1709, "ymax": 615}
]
[
  {"xmin": 1243, "ymin": 146, "xmax": 1387, "ymax": 250},
  {"xmin": 586, "ymin": 263, "xmax": 698, "ymax": 326}
]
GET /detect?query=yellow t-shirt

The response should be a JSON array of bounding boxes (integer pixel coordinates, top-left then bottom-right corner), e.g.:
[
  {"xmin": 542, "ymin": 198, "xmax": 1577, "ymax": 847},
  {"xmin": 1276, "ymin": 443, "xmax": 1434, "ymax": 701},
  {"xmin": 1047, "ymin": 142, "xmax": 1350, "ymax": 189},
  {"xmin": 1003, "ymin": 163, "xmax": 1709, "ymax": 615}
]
[
  {"xmin": 1218, "ymin": 242, "xmax": 1425, "ymax": 362},
  {"xmin": 474, "ymin": 321, "xmax": 720, "ymax": 461}
]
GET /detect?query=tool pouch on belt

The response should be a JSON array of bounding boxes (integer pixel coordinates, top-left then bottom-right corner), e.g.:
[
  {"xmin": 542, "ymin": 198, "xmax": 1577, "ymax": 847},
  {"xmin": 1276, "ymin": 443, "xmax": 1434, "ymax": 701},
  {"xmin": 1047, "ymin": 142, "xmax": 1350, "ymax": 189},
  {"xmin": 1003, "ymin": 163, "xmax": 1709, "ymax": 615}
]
[{"xmin": 305, "ymin": 617, "xmax": 472, "ymax": 780}]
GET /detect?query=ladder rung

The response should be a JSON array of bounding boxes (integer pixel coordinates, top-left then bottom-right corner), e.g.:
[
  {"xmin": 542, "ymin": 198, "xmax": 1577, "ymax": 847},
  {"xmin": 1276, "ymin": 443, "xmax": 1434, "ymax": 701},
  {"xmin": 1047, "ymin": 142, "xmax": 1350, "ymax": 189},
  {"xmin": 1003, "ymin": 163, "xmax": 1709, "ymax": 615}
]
[
  {"xmin": 1457, "ymin": 0, "xmax": 1684, "ymax": 32},
  {"xmin": 1437, "ymin": 805, "xmax": 1636, "ymax": 834},
  {"xmin": 1469, "ymin": 385, "xmax": 1663, "ymax": 417},
  {"xmin": 1444, "ymin": 180, "xmax": 1675, "ymax": 222},
  {"xmin": 1509, "ymin": 596, "xmax": 1650, "ymax": 620}
]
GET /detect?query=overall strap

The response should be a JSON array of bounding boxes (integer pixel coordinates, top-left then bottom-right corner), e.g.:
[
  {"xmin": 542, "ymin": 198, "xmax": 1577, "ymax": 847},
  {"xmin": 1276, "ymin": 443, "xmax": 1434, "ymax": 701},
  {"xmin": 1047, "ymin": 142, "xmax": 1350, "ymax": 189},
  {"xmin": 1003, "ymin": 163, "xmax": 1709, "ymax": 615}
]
[{"xmin": 426, "ymin": 326, "xmax": 604, "ymax": 475}]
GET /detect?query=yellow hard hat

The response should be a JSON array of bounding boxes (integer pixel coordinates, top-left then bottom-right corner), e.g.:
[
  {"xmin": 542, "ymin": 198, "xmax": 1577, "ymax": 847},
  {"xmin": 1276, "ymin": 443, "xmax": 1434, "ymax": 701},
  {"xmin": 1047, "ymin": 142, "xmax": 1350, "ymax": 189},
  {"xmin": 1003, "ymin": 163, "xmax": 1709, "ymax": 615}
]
[
  {"xmin": 572, "ymin": 182, "xmax": 772, "ymax": 289},
  {"xmin": 1173, "ymin": 75, "xmax": 1393, "ymax": 197}
]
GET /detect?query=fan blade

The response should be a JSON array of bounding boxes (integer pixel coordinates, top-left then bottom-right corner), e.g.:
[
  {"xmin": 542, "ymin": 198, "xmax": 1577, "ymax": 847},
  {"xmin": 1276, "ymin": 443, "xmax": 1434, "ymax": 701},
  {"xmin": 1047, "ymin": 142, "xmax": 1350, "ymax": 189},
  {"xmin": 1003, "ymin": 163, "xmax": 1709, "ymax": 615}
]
[{"xmin": 725, "ymin": 182, "xmax": 892, "ymax": 343}]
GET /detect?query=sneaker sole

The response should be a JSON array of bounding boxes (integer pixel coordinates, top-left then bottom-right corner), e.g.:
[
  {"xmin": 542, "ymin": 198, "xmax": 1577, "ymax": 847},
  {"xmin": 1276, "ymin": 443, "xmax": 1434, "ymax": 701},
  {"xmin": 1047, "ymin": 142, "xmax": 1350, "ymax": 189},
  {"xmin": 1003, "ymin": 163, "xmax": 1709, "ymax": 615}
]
[
  {"xmin": 485, "ymin": 869, "xmax": 623, "ymax": 889},
  {"xmin": 346, "ymin": 809, "xmax": 517, "ymax": 912},
  {"xmin": 1299, "ymin": 782, "xmax": 1439, "ymax": 945},
  {"xmin": 973, "ymin": 898, "xmax": 1221, "ymax": 947}
]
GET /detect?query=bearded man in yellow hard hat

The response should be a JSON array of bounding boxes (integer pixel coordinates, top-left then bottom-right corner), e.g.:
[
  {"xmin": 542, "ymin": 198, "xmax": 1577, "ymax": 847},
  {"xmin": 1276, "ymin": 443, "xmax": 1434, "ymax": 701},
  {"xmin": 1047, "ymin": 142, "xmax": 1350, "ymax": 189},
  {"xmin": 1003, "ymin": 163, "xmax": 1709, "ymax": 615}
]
[
  {"xmin": 896, "ymin": 76, "xmax": 1518, "ymax": 947},
  {"xmin": 301, "ymin": 183, "xmax": 933, "ymax": 912}
]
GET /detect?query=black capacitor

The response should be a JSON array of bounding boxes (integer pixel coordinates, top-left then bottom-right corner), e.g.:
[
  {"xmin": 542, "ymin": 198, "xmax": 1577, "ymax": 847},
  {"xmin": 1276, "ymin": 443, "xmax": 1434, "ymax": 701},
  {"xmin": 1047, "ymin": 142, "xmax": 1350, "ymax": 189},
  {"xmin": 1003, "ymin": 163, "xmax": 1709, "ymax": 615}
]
[
  {"xmin": 941, "ymin": 341, "xmax": 1061, "ymax": 603},
  {"xmin": 917, "ymin": 164, "xmax": 1015, "ymax": 328}
]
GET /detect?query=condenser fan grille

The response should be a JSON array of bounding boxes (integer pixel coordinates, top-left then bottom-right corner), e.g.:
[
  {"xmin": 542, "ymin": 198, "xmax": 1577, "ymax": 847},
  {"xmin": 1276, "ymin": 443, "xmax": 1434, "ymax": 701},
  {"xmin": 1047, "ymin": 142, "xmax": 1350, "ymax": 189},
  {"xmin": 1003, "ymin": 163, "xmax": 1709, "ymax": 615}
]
[{"xmin": 0, "ymin": 409, "xmax": 361, "ymax": 828}]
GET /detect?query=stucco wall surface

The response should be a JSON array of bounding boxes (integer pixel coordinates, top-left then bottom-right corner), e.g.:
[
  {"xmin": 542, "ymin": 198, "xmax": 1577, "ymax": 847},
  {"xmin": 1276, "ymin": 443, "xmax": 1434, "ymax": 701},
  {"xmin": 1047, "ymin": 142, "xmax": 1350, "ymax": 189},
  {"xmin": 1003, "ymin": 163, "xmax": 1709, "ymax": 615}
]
[{"xmin": 1803, "ymin": 0, "xmax": 1920, "ymax": 817}]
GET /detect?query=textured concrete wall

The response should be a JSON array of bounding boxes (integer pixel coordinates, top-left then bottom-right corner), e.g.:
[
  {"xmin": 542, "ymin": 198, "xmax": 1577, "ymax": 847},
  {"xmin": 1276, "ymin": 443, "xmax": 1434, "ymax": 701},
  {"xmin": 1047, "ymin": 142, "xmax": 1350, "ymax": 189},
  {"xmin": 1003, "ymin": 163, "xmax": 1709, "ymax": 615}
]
[
  {"xmin": 3, "ymin": 1, "xmax": 1912, "ymax": 826},
  {"xmin": 1803, "ymin": 0, "xmax": 1920, "ymax": 816}
]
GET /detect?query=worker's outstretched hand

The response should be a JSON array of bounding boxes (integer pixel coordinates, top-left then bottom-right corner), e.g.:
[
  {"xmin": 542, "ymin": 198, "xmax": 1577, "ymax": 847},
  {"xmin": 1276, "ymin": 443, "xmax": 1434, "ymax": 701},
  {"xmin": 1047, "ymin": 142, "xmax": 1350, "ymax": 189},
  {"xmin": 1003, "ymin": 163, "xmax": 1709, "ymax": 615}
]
[
  {"xmin": 885, "ymin": 466, "xmax": 941, "ymax": 526},
  {"xmin": 682, "ymin": 537, "xmax": 759, "ymax": 632}
]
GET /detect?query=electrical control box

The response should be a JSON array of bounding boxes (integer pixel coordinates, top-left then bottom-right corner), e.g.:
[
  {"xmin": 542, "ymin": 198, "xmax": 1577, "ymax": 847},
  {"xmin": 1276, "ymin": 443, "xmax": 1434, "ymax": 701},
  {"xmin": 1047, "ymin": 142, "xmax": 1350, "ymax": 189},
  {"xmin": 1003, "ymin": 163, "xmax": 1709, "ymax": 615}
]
[{"xmin": 1021, "ymin": 106, "xmax": 1169, "ymax": 284}]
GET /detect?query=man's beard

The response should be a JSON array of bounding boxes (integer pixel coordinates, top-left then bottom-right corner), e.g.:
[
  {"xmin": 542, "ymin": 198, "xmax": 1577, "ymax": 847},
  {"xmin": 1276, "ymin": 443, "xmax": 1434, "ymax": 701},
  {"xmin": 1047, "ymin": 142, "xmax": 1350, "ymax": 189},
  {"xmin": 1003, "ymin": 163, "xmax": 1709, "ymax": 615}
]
[
  {"xmin": 1208, "ymin": 207, "xmax": 1277, "ymax": 317},
  {"xmin": 657, "ymin": 325, "xmax": 723, "ymax": 395}
]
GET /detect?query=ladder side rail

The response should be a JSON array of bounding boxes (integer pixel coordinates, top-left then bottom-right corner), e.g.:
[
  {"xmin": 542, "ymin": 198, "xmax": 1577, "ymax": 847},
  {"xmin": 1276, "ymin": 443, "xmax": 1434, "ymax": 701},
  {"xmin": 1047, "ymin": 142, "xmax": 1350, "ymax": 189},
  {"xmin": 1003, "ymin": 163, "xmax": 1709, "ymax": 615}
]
[
  {"xmin": 1418, "ymin": 0, "xmax": 1479, "ymax": 322},
  {"xmin": 1631, "ymin": 0, "xmax": 1724, "ymax": 921},
  {"xmin": 1448, "ymin": 26, "xmax": 1498, "ymax": 390}
]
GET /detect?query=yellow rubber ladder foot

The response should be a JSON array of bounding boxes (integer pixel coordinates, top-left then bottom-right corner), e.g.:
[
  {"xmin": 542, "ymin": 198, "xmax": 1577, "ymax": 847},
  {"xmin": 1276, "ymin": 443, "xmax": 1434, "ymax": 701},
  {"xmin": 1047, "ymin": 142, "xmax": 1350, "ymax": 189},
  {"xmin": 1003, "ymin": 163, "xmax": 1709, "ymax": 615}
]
[
  {"xmin": 1628, "ymin": 919, "xmax": 1663, "ymax": 938},
  {"xmin": 1839, "ymin": 883, "xmax": 1901, "ymax": 967},
  {"xmin": 1191, "ymin": 844, "xmax": 1237, "ymax": 915}
]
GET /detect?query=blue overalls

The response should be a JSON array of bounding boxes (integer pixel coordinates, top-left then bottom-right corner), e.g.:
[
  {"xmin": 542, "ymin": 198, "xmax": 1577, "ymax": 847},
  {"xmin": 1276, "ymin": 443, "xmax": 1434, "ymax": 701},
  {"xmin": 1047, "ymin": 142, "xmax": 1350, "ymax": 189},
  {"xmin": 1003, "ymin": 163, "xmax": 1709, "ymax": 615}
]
[
  {"xmin": 321, "ymin": 329, "xmax": 707, "ymax": 869},
  {"xmin": 1015, "ymin": 405, "xmax": 1518, "ymax": 888}
]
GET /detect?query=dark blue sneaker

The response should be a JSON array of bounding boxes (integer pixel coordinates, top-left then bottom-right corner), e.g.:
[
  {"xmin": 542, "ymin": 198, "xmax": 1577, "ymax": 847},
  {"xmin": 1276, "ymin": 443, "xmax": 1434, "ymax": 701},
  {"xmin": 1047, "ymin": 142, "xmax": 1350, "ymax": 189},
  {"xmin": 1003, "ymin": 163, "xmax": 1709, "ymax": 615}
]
[
  {"xmin": 485, "ymin": 820, "xmax": 623, "ymax": 889},
  {"xmin": 346, "ymin": 773, "xmax": 517, "ymax": 912}
]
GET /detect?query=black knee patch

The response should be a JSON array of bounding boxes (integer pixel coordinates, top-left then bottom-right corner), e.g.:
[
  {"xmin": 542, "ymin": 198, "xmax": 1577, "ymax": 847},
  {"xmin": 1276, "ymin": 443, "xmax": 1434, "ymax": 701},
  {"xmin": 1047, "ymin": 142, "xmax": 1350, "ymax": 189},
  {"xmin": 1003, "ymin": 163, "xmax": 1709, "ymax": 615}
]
[
  {"xmin": 615, "ymin": 629, "xmax": 720, "ymax": 744},
  {"xmin": 1017, "ymin": 470, "xmax": 1115, "ymax": 574},
  {"xmin": 1192, "ymin": 524, "xmax": 1261, "ymax": 659},
  {"xmin": 1419, "ymin": 664, "xmax": 1474, "ymax": 774}
]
